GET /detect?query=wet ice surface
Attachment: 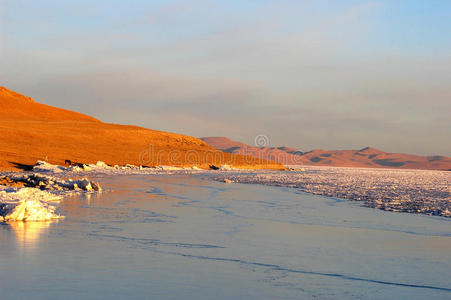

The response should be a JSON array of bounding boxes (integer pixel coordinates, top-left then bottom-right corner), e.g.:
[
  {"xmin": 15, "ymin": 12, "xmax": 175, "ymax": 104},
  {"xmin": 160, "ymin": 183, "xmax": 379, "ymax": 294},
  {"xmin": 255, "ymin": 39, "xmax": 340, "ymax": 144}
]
[
  {"xmin": 213, "ymin": 167, "xmax": 451, "ymax": 217},
  {"xmin": 17, "ymin": 162, "xmax": 451, "ymax": 218},
  {"xmin": 1, "ymin": 174, "xmax": 450, "ymax": 300}
]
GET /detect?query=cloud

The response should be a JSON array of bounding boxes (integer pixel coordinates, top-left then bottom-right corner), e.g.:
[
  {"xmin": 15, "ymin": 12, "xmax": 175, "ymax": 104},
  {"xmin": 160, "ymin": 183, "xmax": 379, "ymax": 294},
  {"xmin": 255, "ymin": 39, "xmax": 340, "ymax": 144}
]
[{"xmin": 0, "ymin": 0, "xmax": 450, "ymax": 155}]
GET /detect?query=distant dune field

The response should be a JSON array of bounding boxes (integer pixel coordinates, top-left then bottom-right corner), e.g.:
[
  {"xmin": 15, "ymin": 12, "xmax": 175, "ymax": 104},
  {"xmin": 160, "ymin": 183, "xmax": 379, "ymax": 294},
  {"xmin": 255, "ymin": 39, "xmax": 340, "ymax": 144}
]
[
  {"xmin": 0, "ymin": 87, "xmax": 282, "ymax": 171},
  {"xmin": 201, "ymin": 137, "xmax": 451, "ymax": 171}
]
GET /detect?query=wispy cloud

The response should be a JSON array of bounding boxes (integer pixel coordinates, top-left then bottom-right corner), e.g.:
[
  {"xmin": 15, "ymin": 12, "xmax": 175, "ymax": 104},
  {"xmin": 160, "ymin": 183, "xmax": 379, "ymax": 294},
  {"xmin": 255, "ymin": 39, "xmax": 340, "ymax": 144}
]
[{"xmin": 0, "ymin": 0, "xmax": 450, "ymax": 155}]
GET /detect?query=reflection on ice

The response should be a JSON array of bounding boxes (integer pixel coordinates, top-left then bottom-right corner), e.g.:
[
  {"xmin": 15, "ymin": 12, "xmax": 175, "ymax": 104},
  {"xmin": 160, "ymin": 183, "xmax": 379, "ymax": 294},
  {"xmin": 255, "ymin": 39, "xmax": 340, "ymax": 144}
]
[{"xmin": 9, "ymin": 221, "xmax": 52, "ymax": 249}]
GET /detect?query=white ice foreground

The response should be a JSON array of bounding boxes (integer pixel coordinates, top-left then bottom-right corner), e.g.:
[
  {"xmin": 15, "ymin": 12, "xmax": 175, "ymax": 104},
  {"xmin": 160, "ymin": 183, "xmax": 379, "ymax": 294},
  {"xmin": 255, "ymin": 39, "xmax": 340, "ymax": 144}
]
[
  {"xmin": 0, "ymin": 160, "xmax": 225, "ymax": 222},
  {"xmin": 0, "ymin": 172, "xmax": 102, "ymax": 222},
  {"xmin": 0, "ymin": 160, "xmax": 240, "ymax": 222},
  {"xmin": 0, "ymin": 187, "xmax": 63, "ymax": 222},
  {"xmin": 0, "ymin": 160, "xmax": 208, "ymax": 222}
]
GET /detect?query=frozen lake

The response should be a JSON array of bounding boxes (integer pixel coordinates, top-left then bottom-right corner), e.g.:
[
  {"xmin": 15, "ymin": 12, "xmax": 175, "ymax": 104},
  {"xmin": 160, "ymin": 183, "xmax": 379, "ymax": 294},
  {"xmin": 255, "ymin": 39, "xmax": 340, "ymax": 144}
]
[{"xmin": 1, "ymin": 174, "xmax": 451, "ymax": 299}]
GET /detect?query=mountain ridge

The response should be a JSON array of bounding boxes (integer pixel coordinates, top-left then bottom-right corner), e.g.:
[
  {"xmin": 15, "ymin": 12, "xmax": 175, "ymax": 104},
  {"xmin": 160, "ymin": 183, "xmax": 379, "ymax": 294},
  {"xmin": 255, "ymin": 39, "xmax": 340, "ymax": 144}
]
[{"xmin": 201, "ymin": 137, "xmax": 451, "ymax": 170}]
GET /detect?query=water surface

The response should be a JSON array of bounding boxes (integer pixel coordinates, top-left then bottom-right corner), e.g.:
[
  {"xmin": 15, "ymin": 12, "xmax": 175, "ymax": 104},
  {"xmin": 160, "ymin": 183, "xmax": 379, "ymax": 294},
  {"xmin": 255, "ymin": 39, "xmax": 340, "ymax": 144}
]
[{"xmin": 1, "ymin": 174, "xmax": 450, "ymax": 299}]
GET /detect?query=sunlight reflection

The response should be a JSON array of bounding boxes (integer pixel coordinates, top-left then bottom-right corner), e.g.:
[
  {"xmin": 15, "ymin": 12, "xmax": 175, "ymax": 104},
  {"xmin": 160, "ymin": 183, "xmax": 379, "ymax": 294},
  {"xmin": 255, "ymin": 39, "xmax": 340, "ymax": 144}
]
[{"xmin": 8, "ymin": 221, "xmax": 53, "ymax": 250}]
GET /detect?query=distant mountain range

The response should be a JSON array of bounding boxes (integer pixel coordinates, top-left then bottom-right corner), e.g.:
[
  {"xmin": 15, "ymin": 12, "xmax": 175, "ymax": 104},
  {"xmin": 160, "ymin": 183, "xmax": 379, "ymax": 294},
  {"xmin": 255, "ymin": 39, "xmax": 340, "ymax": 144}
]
[{"xmin": 201, "ymin": 137, "xmax": 451, "ymax": 170}]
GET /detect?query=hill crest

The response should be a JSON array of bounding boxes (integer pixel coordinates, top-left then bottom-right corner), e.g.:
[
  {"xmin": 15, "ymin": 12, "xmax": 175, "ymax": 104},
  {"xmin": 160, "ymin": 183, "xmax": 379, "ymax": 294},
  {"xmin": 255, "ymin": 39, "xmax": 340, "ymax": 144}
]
[
  {"xmin": 0, "ymin": 87, "xmax": 34, "ymax": 102},
  {"xmin": 0, "ymin": 88, "xmax": 282, "ymax": 171}
]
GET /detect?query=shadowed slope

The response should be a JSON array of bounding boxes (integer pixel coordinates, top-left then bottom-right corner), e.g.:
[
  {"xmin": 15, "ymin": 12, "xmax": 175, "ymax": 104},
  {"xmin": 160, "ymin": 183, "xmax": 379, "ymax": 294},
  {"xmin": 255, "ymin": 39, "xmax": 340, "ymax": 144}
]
[
  {"xmin": 200, "ymin": 137, "xmax": 249, "ymax": 150},
  {"xmin": 0, "ymin": 88, "xmax": 282, "ymax": 171}
]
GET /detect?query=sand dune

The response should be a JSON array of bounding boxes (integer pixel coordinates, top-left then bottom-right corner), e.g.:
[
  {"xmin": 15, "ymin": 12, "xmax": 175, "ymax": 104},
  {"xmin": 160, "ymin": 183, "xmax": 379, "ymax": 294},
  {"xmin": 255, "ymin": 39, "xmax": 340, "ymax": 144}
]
[
  {"xmin": 201, "ymin": 137, "xmax": 451, "ymax": 170},
  {"xmin": 0, "ymin": 87, "xmax": 282, "ymax": 171}
]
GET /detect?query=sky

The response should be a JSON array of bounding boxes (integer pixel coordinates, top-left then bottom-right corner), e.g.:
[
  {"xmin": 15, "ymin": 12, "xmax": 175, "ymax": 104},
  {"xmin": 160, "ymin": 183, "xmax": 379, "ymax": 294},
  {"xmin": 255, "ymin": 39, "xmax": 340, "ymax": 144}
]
[{"xmin": 0, "ymin": 0, "xmax": 450, "ymax": 155}]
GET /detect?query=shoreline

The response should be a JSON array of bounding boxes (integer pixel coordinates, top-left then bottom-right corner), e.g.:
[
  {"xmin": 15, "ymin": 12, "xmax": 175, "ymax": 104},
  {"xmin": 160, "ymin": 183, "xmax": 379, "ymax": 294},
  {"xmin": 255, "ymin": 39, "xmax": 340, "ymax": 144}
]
[{"xmin": 1, "ymin": 161, "xmax": 450, "ymax": 221}]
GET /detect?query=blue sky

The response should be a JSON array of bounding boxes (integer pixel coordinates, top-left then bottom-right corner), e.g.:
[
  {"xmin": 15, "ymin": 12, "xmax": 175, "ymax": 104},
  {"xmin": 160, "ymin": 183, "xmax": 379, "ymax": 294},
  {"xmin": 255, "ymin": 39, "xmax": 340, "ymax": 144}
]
[{"xmin": 1, "ymin": 0, "xmax": 450, "ymax": 155}]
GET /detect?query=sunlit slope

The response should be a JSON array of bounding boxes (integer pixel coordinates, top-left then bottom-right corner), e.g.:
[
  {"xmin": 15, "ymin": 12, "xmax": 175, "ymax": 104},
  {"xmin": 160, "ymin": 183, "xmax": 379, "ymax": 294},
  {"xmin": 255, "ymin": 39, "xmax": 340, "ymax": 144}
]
[{"xmin": 0, "ymin": 87, "xmax": 282, "ymax": 171}]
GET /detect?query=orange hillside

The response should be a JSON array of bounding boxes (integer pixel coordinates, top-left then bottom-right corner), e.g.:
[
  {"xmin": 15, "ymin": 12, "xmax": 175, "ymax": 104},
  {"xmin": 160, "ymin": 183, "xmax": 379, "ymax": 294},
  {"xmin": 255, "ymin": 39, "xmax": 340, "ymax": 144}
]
[{"xmin": 0, "ymin": 87, "xmax": 282, "ymax": 171}]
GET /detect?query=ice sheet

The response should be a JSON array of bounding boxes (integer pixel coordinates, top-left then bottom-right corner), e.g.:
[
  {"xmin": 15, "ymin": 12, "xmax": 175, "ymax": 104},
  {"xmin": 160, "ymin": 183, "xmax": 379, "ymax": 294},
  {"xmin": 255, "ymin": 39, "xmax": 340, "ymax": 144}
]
[{"xmin": 212, "ymin": 167, "xmax": 451, "ymax": 217}]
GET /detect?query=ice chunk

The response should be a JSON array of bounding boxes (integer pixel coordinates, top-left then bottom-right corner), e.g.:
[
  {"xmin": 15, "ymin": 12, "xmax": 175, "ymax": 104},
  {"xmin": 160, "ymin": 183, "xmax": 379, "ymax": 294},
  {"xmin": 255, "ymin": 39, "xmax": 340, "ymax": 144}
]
[
  {"xmin": 0, "ymin": 187, "xmax": 64, "ymax": 221},
  {"xmin": 95, "ymin": 161, "xmax": 109, "ymax": 168},
  {"xmin": 33, "ymin": 161, "xmax": 64, "ymax": 173},
  {"xmin": 79, "ymin": 179, "xmax": 93, "ymax": 191}
]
